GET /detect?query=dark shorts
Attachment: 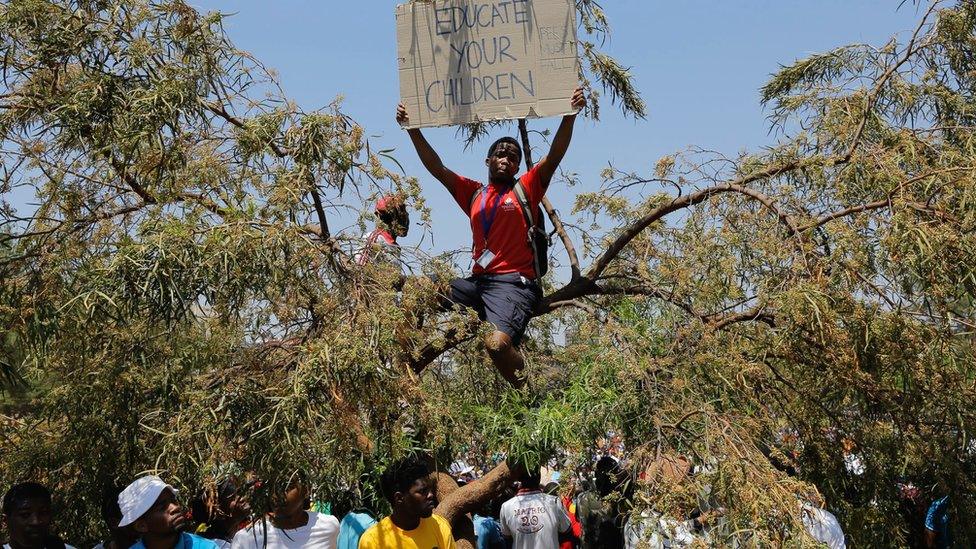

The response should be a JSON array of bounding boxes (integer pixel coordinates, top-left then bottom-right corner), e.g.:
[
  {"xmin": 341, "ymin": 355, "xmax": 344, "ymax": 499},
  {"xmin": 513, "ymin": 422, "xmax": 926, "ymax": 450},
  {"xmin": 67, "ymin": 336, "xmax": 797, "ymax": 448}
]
[{"xmin": 449, "ymin": 273, "xmax": 543, "ymax": 345}]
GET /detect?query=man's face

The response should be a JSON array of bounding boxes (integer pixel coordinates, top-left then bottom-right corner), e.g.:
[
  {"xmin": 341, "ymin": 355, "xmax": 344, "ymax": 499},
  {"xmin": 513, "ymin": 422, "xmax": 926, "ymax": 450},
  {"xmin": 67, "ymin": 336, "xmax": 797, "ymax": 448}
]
[
  {"xmin": 134, "ymin": 488, "xmax": 185, "ymax": 535},
  {"xmin": 4, "ymin": 497, "xmax": 52, "ymax": 548},
  {"xmin": 486, "ymin": 143, "xmax": 520, "ymax": 184},
  {"xmin": 399, "ymin": 478, "xmax": 435, "ymax": 518},
  {"xmin": 272, "ymin": 484, "xmax": 306, "ymax": 519},
  {"xmin": 224, "ymin": 492, "xmax": 251, "ymax": 521}
]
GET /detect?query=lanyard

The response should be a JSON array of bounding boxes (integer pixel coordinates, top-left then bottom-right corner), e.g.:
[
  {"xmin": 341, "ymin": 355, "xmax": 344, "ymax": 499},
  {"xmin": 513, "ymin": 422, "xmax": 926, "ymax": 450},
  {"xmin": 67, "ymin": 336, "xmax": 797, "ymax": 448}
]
[{"xmin": 480, "ymin": 185, "xmax": 506, "ymax": 244}]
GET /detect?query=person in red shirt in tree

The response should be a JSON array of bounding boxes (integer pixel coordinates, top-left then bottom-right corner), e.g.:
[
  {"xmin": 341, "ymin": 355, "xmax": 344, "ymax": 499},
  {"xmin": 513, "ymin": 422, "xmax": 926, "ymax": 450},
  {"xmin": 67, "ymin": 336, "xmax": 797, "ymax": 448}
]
[
  {"xmin": 357, "ymin": 194, "xmax": 409, "ymax": 267},
  {"xmin": 396, "ymin": 87, "xmax": 586, "ymax": 387}
]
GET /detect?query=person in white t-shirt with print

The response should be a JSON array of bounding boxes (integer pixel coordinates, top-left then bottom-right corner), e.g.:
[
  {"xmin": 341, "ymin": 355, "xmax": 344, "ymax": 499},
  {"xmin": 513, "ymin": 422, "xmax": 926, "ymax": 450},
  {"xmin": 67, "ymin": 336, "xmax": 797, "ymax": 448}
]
[
  {"xmin": 499, "ymin": 468, "xmax": 571, "ymax": 549},
  {"xmin": 230, "ymin": 479, "xmax": 338, "ymax": 549}
]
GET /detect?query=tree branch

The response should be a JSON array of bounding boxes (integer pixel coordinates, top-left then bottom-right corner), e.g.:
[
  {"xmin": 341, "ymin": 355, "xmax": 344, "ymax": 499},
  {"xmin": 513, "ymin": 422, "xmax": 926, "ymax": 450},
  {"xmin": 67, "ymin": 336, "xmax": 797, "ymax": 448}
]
[
  {"xmin": 107, "ymin": 155, "xmax": 156, "ymax": 204},
  {"xmin": 706, "ymin": 305, "xmax": 775, "ymax": 331},
  {"xmin": 587, "ymin": 159, "xmax": 810, "ymax": 281},
  {"xmin": 203, "ymin": 100, "xmax": 289, "ymax": 158},
  {"xmin": 843, "ymin": 1, "xmax": 938, "ymax": 160},
  {"xmin": 518, "ymin": 119, "xmax": 582, "ymax": 279},
  {"xmin": 405, "ymin": 319, "xmax": 480, "ymax": 374},
  {"xmin": 309, "ymin": 184, "xmax": 331, "ymax": 241},
  {"xmin": 435, "ymin": 460, "xmax": 524, "ymax": 524}
]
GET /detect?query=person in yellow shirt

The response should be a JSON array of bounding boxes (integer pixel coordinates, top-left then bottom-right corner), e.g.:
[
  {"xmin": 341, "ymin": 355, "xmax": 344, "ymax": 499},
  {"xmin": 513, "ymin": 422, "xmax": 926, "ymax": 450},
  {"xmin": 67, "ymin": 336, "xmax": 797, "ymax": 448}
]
[{"xmin": 358, "ymin": 458, "xmax": 456, "ymax": 549}]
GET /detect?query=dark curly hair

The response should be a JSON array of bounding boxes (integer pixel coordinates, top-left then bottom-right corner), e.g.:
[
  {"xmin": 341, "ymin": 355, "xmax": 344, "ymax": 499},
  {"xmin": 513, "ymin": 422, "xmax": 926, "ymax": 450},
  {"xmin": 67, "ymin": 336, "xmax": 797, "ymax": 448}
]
[
  {"xmin": 486, "ymin": 136, "xmax": 522, "ymax": 162},
  {"xmin": 380, "ymin": 457, "xmax": 430, "ymax": 503},
  {"xmin": 3, "ymin": 482, "xmax": 50, "ymax": 516}
]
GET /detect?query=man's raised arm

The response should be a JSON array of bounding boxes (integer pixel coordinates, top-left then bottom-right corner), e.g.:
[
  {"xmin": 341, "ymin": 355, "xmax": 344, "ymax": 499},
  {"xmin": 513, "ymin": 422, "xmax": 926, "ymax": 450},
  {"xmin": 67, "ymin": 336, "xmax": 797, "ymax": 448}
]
[
  {"xmin": 535, "ymin": 86, "xmax": 587, "ymax": 188},
  {"xmin": 397, "ymin": 104, "xmax": 457, "ymax": 190}
]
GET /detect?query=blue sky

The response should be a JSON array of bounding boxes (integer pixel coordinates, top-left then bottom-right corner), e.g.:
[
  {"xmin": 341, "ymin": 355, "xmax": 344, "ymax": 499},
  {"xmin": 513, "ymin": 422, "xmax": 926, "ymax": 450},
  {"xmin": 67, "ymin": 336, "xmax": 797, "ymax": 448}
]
[{"xmin": 170, "ymin": 2, "xmax": 922, "ymax": 269}]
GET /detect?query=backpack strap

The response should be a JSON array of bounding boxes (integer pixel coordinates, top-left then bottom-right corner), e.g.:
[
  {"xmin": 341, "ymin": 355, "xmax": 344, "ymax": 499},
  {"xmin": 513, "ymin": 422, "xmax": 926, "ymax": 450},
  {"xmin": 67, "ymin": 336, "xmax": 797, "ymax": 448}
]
[{"xmin": 512, "ymin": 181, "xmax": 544, "ymax": 280}]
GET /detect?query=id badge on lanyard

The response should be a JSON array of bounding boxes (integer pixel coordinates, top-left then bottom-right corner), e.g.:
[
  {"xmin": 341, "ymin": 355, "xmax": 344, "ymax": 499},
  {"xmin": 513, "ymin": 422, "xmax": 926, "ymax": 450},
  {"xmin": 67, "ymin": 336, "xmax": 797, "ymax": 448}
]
[{"xmin": 476, "ymin": 186, "xmax": 504, "ymax": 268}]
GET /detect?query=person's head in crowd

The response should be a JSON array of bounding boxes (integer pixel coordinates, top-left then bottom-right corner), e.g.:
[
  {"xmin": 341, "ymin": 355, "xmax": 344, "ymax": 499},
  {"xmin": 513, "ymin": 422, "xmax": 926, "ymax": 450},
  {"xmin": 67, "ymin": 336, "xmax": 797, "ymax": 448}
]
[
  {"xmin": 543, "ymin": 482, "xmax": 559, "ymax": 496},
  {"xmin": 2, "ymin": 482, "xmax": 64, "ymax": 549},
  {"xmin": 380, "ymin": 457, "xmax": 435, "ymax": 526},
  {"xmin": 192, "ymin": 476, "xmax": 252, "ymax": 540},
  {"xmin": 375, "ymin": 195, "xmax": 410, "ymax": 238},
  {"xmin": 448, "ymin": 460, "xmax": 475, "ymax": 487},
  {"xmin": 488, "ymin": 492, "xmax": 508, "ymax": 521},
  {"xmin": 518, "ymin": 468, "xmax": 542, "ymax": 492},
  {"xmin": 118, "ymin": 476, "xmax": 187, "ymax": 543},
  {"xmin": 594, "ymin": 456, "xmax": 622, "ymax": 496},
  {"xmin": 269, "ymin": 475, "xmax": 309, "ymax": 526},
  {"xmin": 100, "ymin": 486, "xmax": 137, "ymax": 549}
]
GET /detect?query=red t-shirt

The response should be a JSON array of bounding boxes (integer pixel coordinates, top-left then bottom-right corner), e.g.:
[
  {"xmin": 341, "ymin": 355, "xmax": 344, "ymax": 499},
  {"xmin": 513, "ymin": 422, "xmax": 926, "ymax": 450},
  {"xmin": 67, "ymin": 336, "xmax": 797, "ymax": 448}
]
[{"xmin": 448, "ymin": 165, "xmax": 545, "ymax": 279}]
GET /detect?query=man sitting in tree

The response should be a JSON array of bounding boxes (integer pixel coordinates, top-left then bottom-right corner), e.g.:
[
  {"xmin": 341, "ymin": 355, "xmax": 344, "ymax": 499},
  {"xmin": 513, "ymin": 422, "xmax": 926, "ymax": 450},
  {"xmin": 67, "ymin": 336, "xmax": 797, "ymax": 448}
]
[{"xmin": 396, "ymin": 87, "xmax": 586, "ymax": 387}]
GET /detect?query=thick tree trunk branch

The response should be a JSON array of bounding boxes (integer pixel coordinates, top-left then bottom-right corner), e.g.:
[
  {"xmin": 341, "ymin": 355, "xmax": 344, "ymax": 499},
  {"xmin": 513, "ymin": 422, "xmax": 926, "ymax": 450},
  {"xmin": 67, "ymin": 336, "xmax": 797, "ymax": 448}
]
[
  {"xmin": 406, "ymin": 158, "xmax": 857, "ymax": 373},
  {"xmin": 405, "ymin": 319, "xmax": 480, "ymax": 374},
  {"xmin": 435, "ymin": 460, "xmax": 524, "ymax": 525},
  {"xmin": 430, "ymin": 473, "xmax": 475, "ymax": 549}
]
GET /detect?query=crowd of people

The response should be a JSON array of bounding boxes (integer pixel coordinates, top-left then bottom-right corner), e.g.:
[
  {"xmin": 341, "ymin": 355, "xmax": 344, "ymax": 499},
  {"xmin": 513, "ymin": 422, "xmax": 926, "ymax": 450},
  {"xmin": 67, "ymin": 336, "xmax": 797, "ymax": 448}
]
[{"xmin": 0, "ymin": 446, "xmax": 956, "ymax": 549}]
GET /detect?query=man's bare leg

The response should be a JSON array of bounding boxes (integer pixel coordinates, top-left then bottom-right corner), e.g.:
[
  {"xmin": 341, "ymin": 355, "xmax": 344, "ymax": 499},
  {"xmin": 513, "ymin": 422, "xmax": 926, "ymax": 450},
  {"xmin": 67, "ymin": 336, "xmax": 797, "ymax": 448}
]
[{"xmin": 485, "ymin": 330, "xmax": 525, "ymax": 388}]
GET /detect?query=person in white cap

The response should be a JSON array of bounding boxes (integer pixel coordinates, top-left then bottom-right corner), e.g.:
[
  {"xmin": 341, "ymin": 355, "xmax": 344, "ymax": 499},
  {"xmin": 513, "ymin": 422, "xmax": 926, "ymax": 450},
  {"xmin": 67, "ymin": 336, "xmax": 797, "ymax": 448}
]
[
  {"xmin": 118, "ymin": 476, "xmax": 217, "ymax": 549},
  {"xmin": 447, "ymin": 460, "xmax": 476, "ymax": 487}
]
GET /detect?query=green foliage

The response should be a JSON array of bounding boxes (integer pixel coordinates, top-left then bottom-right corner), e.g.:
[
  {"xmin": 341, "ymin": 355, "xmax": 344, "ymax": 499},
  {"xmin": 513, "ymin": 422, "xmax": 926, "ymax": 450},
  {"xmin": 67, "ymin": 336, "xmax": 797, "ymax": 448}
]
[{"xmin": 2, "ymin": 1, "xmax": 976, "ymax": 548}]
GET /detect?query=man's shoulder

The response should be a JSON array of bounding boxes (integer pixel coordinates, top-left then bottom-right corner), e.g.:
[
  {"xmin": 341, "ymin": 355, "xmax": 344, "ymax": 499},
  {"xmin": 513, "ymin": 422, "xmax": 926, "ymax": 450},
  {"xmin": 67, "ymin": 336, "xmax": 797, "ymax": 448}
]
[
  {"xmin": 309, "ymin": 511, "xmax": 341, "ymax": 528},
  {"xmin": 185, "ymin": 533, "xmax": 220, "ymax": 548},
  {"xmin": 231, "ymin": 522, "xmax": 263, "ymax": 548},
  {"xmin": 341, "ymin": 510, "xmax": 378, "ymax": 529},
  {"xmin": 451, "ymin": 173, "xmax": 483, "ymax": 193},
  {"xmin": 358, "ymin": 517, "xmax": 391, "ymax": 543},
  {"xmin": 428, "ymin": 514, "xmax": 455, "ymax": 543},
  {"xmin": 518, "ymin": 164, "xmax": 546, "ymax": 192},
  {"xmin": 500, "ymin": 496, "xmax": 518, "ymax": 511},
  {"xmin": 430, "ymin": 513, "xmax": 451, "ymax": 525}
]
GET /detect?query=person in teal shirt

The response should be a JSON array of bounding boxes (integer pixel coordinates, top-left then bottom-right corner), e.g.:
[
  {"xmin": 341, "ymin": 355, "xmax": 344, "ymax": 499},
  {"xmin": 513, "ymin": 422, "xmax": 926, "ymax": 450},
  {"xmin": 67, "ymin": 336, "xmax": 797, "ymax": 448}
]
[
  {"xmin": 924, "ymin": 496, "xmax": 950, "ymax": 549},
  {"xmin": 336, "ymin": 510, "xmax": 375, "ymax": 549}
]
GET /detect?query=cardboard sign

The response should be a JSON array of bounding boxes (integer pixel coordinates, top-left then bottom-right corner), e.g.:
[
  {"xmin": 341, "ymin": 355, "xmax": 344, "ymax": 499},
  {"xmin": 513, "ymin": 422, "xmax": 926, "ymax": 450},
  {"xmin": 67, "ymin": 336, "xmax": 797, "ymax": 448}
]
[{"xmin": 396, "ymin": 0, "xmax": 579, "ymax": 129}]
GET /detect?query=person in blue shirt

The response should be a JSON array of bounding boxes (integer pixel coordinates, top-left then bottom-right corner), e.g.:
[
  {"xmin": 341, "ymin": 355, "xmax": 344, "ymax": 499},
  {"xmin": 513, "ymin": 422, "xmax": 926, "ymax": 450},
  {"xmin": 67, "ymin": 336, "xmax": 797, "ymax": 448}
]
[
  {"xmin": 336, "ymin": 510, "xmax": 375, "ymax": 549},
  {"xmin": 472, "ymin": 512, "xmax": 504, "ymax": 549},
  {"xmin": 118, "ymin": 476, "xmax": 218, "ymax": 549},
  {"xmin": 924, "ymin": 496, "xmax": 950, "ymax": 549}
]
